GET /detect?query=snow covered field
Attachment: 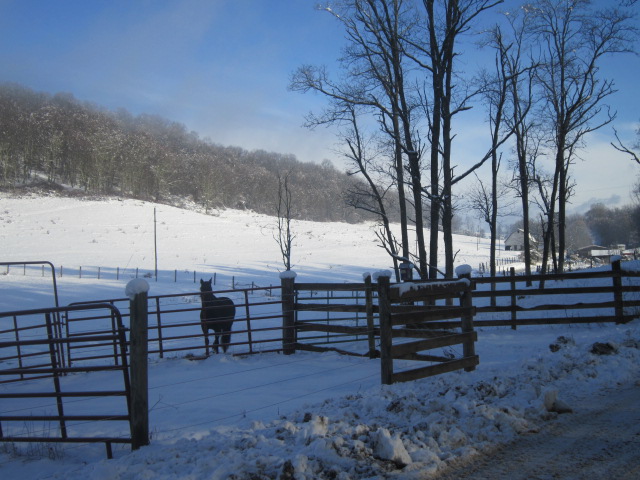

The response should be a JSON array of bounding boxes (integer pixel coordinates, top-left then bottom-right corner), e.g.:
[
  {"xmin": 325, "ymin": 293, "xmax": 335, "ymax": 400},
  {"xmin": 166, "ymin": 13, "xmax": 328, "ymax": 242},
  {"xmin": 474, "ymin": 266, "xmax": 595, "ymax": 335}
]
[{"xmin": 1, "ymin": 194, "xmax": 639, "ymax": 479}]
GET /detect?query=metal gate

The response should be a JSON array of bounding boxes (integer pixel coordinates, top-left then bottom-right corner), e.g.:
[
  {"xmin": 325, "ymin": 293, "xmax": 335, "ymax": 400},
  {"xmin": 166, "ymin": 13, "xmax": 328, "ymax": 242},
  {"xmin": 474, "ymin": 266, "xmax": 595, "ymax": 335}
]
[{"xmin": 0, "ymin": 303, "xmax": 132, "ymax": 458}]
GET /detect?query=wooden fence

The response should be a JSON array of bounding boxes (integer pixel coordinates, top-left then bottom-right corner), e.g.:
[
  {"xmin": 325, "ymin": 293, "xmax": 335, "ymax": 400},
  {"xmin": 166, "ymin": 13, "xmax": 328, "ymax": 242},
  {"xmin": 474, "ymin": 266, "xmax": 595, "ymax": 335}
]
[
  {"xmin": 465, "ymin": 259, "xmax": 640, "ymax": 329},
  {"xmin": 287, "ymin": 260, "xmax": 640, "ymax": 346},
  {"xmin": 284, "ymin": 260, "xmax": 640, "ymax": 382},
  {"xmin": 286, "ymin": 272, "xmax": 478, "ymax": 384},
  {"xmin": 289, "ymin": 276, "xmax": 375, "ymax": 357},
  {"xmin": 376, "ymin": 274, "xmax": 478, "ymax": 385},
  {"xmin": 3, "ymin": 260, "xmax": 639, "ymax": 370}
]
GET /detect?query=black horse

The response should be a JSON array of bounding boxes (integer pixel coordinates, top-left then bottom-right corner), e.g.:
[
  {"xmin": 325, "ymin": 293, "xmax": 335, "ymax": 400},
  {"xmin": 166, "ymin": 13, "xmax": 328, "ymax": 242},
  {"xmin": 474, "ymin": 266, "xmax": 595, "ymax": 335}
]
[{"xmin": 199, "ymin": 278, "xmax": 235, "ymax": 355}]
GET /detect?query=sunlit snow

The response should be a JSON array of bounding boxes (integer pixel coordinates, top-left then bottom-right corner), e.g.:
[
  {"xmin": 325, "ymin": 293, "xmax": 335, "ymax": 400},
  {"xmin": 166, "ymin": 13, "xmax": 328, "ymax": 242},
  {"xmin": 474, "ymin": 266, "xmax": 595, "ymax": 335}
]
[{"xmin": 1, "ymin": 195, "xmax": 638, "ymax": 479}]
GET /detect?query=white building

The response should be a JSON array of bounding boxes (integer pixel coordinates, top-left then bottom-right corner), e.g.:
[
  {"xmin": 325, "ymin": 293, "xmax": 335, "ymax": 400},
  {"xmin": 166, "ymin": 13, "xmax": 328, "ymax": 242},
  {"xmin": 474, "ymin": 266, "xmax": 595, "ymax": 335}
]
[{"xmin": 505, "ymin": 229, "xmax": 538, "ymax": 251}]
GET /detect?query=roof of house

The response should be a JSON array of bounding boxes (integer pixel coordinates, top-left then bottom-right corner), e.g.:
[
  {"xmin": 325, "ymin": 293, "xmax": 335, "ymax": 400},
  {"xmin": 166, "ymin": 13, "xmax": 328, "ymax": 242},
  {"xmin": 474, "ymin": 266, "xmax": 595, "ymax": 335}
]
[
  {"xmin": 505, "ymin": 229, "xmax": 537, "ymax": 244},
  {"xmin": 576, "ymin": 245, "xmax": 607, "ymax": 252}
]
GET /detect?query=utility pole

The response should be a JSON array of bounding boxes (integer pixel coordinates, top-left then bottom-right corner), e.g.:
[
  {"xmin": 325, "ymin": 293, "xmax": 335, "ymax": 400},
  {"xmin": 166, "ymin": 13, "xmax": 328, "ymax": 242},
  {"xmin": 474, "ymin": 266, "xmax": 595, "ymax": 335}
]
[{"xmin": 154, "ymin": 208, "xmax": 158, "ymax": 282}]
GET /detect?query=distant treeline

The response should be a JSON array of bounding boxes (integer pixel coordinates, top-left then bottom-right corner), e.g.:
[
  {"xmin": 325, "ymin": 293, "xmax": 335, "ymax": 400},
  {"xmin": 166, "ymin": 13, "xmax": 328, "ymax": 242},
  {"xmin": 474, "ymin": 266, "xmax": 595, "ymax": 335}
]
[{"xmin": 0, "ymin": 83, "xmax": 378, "ymax": 223}]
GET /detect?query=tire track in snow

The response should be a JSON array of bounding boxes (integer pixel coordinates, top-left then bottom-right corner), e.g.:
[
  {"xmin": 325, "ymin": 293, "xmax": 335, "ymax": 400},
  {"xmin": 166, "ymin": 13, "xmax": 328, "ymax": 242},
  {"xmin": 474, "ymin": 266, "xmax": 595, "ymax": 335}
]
[{"xmin": 434, "ymin": 382, "xmax": 640, "ymax": 480}]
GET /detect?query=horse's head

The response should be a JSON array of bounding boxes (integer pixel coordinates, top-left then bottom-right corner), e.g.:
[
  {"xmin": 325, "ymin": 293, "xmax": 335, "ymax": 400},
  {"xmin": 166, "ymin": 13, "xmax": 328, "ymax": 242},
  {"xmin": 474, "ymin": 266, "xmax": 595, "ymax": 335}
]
[{"xmin": 200, "ymin": 278, "xmax": 213, "ymax": 294}]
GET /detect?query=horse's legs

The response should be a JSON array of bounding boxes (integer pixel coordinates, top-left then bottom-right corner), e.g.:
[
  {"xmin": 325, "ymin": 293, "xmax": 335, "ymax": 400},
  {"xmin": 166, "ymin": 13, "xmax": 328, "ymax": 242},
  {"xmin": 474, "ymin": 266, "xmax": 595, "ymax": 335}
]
[
  {"xmin": 212, "ymin": 333, "xmax": 220, "ymax": 354},
  {"xmin": 203, "ymin": 330, "xmax": 210, "ymax": 357},
  {"xmin": 221, "ymin": 332, "xmax": 231, "ymax": 353}
]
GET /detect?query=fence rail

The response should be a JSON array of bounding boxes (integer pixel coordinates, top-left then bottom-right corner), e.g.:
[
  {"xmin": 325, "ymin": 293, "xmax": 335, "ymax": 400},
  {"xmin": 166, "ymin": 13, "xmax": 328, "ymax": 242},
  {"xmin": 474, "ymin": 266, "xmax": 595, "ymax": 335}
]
[
  {"xmin": 468, "ymin": 260, "xmax": 640, "ymax": 329},
  {"xmin": 287, "ymin": 260, "xmax": 640, "ymax": 354},
  {"xmin": 291, "ymin": 277, "xmax": 377, "ymax": 357},
  {"xmin": 1, "ymin": 262, "xmax": 266, "ymax": 290}
]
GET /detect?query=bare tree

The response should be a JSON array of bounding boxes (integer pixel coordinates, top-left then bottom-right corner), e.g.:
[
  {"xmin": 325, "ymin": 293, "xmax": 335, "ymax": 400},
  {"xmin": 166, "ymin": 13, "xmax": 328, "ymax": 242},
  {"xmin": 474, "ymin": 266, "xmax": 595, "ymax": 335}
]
[
  {"xmin": 275, "ymin": 172, "xmax": 296, "ymax": 271},
  {"xmin": 478, "ymin": 23, "xmax": 514, "ymax": 279},
  {"xmin": 612, "ymin": 123, "xmax": 640, "ymax": 164},
  {"xmin": 342, "ymin": 105, "xmax": 403, "ymax": 281},
  {"xmin": 530, "ymin": 0, "xmax": 638, "ymax": 273},
  {"xmin": 492, "ymin": 7, "xmax": 539, "ymax": 282},
  {"xmin": 291, "ymin": 0, "xmax": 424, "ymax": 276},
  {"xmin": 407, "ymin": 0, "xmax": 504, "ymax": 278},
  {"xmin": 466, "ymin": 172, "xmax": 515, "ymax": 272}
]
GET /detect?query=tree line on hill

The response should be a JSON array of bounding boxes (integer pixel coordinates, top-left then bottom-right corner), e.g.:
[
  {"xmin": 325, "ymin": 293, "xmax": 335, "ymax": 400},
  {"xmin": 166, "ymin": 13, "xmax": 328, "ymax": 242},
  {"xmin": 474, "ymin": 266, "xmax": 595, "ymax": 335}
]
[{"xmin": 0, "ymin": 82, "xmax": 384, "ymax": 223}]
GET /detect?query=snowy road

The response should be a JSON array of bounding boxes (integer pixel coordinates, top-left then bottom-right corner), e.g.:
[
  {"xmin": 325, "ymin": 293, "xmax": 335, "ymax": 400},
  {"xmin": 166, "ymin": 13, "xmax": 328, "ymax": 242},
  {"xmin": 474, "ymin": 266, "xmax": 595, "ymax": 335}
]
[{"xmin": 434, "ymin": 382, "xmax": 640, "ymax": 480}]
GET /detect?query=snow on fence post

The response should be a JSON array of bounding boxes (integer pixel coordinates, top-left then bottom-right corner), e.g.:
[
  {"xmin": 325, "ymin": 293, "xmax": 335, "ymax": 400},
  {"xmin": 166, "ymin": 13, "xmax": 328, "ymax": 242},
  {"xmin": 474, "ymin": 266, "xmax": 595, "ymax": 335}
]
[
  {"xmin": 611, "ymin": 257, "xmax": 624, "ymax": 323},
  {"xmin": 456, "ymin": 265, "xmax": 477, "ymax": 372},
  {"xmin": 280, "ymin": 271, "xmax": 297, "ymax": 355},
  {"xmin": 126, "ymin": 279, "xmax": 150, "ymax": 451},
  {"xmin": 376, "ymin": 274, "xmax": 393, "ymax": 385}
]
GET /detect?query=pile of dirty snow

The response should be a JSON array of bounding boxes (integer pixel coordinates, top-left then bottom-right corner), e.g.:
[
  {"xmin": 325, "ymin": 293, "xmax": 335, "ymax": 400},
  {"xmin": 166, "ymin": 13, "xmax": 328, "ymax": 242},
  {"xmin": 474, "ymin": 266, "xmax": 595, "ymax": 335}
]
[{"xmin": 31, "ymin": 326, "xmax": 639, "ymax": 480}]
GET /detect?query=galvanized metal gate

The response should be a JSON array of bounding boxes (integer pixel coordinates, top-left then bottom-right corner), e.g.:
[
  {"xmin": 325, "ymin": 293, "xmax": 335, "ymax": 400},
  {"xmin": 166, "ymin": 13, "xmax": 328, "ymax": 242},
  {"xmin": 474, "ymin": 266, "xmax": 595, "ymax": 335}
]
[{"xmin": 0, "ymin": 303, "xmax": 133, "ymax": 458}]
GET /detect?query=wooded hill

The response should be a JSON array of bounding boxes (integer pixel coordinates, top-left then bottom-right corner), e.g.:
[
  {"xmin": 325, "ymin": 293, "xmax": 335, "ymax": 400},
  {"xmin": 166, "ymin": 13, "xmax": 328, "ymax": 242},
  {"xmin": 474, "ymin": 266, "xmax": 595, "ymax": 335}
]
[{"xmin": 0, "ymin": 83, "xmax": 376, "ymax": 223}]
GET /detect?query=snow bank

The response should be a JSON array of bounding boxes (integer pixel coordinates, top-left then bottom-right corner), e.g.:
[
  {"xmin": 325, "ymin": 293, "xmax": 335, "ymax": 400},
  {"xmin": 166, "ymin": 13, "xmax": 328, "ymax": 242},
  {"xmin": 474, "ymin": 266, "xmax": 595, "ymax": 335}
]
[{"xmin": 17, "ymin": 323, "xmax": 635, "ymax": 480}]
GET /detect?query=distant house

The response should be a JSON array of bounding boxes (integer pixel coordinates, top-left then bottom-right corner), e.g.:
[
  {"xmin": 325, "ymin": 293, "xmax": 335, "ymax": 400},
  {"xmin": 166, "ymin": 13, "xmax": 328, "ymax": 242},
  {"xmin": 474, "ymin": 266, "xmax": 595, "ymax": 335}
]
[
  {"xmin": 504, "ymin": 229, "xmax": 537, "ymax": 251},
  {"xmin": 576, "ymin": 244, "xmax": 631, "ymax": 264},
  {"xmin": 575, "ymin": 245, "xmax": 608, "ymax": 258}
]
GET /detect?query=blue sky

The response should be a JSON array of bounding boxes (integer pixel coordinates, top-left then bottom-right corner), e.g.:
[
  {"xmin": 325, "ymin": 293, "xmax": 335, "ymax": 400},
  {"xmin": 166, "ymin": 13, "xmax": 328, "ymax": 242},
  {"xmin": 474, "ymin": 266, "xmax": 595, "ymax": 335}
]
[
  {"xmin": 0, "ymin": 0, "xmax": 638, "ymax": 212},
  {"xmin": 0, "ymin": 0, "xmax": 344, "ymax": 162}
]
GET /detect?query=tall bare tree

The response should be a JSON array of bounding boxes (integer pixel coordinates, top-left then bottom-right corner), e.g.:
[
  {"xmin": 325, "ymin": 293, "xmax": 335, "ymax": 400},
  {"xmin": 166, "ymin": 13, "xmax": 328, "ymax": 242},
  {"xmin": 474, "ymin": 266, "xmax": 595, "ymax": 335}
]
[
  {"xmin": 275, "ymin": 171, "xmax": 296, "ymax": 271},
  {"xmin": 530, "ymin": 0, "xmax": 638, "ymax": 273},
  {"xmin": 291, "ymin": 0, "xmax": 426, "ymax": 276},
  {"xmin": 342, "ymin": 104, "xmax": 403, "ymax": 281},
  {"xmin": 406, "ymin": 0, "xmax": 503, "ymax": 277},
  {"xmin": 492, "ymin": 7, "xmax": 539, "ymax": 282}
]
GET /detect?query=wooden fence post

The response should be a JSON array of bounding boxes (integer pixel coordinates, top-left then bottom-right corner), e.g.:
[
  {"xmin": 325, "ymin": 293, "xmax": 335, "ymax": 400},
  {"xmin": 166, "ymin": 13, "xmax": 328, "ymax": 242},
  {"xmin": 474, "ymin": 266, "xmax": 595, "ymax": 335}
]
[
  {"xmin": 612, "ymin": 258, "xmax": 624, "ymax": 323},
  {"xmin": 244, "ymin": 290, "xmax": 254, "ymax": 354},
  {"xmin": 376, "ymin": 275, "xmax": 393, "ymax": 385},
  {"xmin": 364, "ymin": 274, "xmax": 377, "ymax": 359},
  {"xmin": 457, "ymin": 269, "xmax": 477, "ymax": 372},
  {"xmin": 281, "ymin": 272, "xmax": 297, "ymax": 355},
  {"xmin": 509, "ymin": 267, "xmax": 517, "ymax": 330},
  {"xmin": 126, "ymin": 279, "xmax": 150, "ymax": 450}
]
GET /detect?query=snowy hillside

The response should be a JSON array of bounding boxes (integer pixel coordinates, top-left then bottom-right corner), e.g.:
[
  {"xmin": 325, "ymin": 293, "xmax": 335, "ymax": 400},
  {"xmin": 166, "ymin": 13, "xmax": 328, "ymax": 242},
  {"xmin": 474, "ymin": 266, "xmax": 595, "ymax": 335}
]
[{"xmin": 1, "ymin": 194, "xmax": 638, "ymax": 479}]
